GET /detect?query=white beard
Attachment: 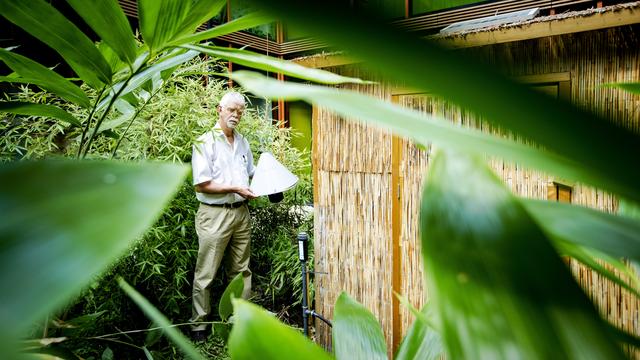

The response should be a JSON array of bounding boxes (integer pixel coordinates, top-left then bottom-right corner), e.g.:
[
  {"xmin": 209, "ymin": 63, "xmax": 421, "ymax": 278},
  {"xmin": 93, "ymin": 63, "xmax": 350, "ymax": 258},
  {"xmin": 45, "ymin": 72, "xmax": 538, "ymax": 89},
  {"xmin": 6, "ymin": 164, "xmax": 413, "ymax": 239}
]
[{"xmin": 227, "ymin": 119, "xmax": 238, "ymax": 129}]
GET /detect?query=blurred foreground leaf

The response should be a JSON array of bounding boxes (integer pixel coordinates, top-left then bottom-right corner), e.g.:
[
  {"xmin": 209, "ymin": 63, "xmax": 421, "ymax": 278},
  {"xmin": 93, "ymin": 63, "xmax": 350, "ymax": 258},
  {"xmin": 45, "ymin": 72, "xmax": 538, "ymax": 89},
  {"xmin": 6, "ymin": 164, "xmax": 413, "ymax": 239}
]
[
  {"xmin": 231, "ymin": 71, "xmax": 596, "ymax": 197},
  {"xmin": 602, "ymin": 82, "xmax": 640, "ymax": 95},
  {"xmin": 395, "ymin": 304, "xmax": 443, "ymax": 360},
  {"xmin": 191, "ymin": 45, "xmax": 369, "ymax": 84},
  {"xmin": 229, "ymin": 299, "xmax": 331, "ymax": 360},
  {"xmin": 523, "ymin": 199, "xmax": 640, "ymax": 262},
  {"xmin": 420, "ymin": 150, "xmax": 624, "ymax": 359},
  {"xmin": 249, "ymin": 0, "xmax": 640, "ymax": 204},
  {"xmin": 0, "ymin": 161, "xmax": 186, "ymax": 349},
  {"xmin": 333, "ymin": 292, "xmax": 387, "ymax": 360}
]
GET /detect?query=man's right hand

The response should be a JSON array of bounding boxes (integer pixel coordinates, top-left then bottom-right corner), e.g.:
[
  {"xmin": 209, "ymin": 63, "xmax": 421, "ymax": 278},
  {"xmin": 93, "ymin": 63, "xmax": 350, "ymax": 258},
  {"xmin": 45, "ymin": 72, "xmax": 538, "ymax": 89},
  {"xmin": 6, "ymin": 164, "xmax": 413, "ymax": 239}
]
[{"xmin": 236, "ymin": 187, "xmax": 257, "ymax": 200}]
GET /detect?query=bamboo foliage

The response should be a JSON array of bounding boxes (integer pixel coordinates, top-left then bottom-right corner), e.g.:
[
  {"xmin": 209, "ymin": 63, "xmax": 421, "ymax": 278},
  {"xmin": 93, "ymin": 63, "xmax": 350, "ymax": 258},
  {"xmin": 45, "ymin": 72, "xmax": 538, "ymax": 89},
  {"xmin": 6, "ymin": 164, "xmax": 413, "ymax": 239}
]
[{"xmin": 312, "ymin": 25, "xmax": 640, "ymax": 354}]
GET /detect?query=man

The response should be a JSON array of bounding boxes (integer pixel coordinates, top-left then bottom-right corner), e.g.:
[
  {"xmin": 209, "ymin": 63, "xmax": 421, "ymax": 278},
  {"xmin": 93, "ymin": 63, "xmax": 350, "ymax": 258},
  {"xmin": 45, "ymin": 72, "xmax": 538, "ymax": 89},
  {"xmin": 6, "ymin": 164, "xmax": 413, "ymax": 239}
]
[{"xmin": 189, "ymin": 92, "xmax": 256, "ymax": 341}]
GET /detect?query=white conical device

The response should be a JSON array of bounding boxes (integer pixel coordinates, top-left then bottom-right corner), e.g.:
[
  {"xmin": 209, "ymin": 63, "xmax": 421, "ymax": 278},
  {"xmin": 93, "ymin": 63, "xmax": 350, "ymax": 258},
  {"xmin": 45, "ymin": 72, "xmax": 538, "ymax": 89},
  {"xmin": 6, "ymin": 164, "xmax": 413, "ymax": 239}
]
[{"xmin": 250, "ymin": 152, "xmax": 298, "ymax": 197}]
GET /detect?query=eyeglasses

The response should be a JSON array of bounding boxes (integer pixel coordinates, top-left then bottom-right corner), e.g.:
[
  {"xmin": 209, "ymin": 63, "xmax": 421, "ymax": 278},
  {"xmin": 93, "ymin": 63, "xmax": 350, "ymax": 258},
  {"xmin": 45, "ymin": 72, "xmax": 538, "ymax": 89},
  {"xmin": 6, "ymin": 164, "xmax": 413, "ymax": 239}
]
[{"xmin": 222, "ymin": 106, "xmax": 244, "ymax": 115}]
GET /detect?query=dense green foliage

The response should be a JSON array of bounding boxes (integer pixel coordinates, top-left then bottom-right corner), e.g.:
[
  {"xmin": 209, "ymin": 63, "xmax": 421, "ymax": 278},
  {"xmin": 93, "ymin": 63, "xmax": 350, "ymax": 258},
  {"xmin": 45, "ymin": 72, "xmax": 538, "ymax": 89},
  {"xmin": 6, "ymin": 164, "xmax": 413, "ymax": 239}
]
[{"xmin": 1, "ymin": 58, "xmax": 313, "ymax": 358}]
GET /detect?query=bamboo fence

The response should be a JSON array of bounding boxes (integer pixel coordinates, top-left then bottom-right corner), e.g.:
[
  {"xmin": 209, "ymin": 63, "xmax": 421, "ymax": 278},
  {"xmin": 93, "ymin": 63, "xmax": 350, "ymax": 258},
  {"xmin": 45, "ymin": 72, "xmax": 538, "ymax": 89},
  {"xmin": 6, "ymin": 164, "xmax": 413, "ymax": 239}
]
[{"xmin": 312, "ymin": 24, "xmax": 640, "ymax": 356}]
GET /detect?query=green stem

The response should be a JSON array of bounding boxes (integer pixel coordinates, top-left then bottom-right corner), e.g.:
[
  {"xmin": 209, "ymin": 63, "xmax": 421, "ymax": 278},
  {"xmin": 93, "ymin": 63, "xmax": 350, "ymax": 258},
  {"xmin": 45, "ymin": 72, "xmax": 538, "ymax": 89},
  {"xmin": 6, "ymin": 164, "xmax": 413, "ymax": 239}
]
[
  {"xmin": 82, "ymin": 74, "xmax": 136, "ymax": 158},
  {"xmin": 77, "ymin": 85, "xmax": 107, "ymax": 158},
  {"xmin": 89, "ymin": 321, "xmax": 221, "ymax": 339},
  {"xmin": 110, "ymin": 87, "xmax": 163, "ymax": 159}
]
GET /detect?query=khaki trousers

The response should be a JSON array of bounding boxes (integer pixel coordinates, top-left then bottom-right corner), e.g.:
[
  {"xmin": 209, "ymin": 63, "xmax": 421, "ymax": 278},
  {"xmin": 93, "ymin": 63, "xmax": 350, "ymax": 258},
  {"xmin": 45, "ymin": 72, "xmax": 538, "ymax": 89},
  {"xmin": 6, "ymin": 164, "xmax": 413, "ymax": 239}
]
[{"xmin": 190, "ymin": 202, "xmax": 252, "ymax": 331}]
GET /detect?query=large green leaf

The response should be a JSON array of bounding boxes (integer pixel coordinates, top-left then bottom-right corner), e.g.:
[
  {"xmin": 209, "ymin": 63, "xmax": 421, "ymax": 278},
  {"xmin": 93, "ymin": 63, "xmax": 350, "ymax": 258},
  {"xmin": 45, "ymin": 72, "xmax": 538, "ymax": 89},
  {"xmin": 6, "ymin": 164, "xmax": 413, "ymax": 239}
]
[
  {"xmin": 0, "ymin": 0, "xmax": 112, "ymax": 86},
  {"xmin": 0, "ymin": 49, "xmax": 90, "ymax": 108},
  {"xmin": 0, "ymin": 101, "xmax": 81, "ymax": 126},
  {"xmin": 167, "ymin": 12, "xmax": 274, "ymax": 47},
  {"xmin": 218, "ymin": 273, "xmax": 244, "ymax": 321},
  {"xmin": 420, "ymin": 150, "xmax": 623, "ymax": 358},
  {"xmin": 172, "ymin": 0, "xmax": 227, "ymax": 40},
  {"xmin": 523, "ymin": 199, "xmax": 640, "ymax": 262},
  {"xmin": 118, "ymin": 278, "xmax": 204, "ymax": 360},
  {"xmin": 138, "ymin": 0, "xmax": 190, "ymax": 55},
  {"xmin": 228, "ymin": 299, "xmax": 331, "ymax": 360},
  {"xmin": 65, "ymin": 0, "xmax": 137, "ymax": 65},
  {"xmin": 231, "ymin": 71, "xmax": 605, "ymax": 195},
  {"xmin": 0, "ymin": 161, "xmax": 186, "ymax": 343},
  {"xmin": 333, "ymin": 292, "xmax": 387, "ymax": 360},
  {"xmin": 395, "ymin": 305, "xmax": 443, "ymax": 360},
  {"xmin": 248, "ymin": 0, "xmax": 640, "ymax": 204},
  {"xmin": 189, "ymin": 45, "xmax": 369, "ymax": 84}
]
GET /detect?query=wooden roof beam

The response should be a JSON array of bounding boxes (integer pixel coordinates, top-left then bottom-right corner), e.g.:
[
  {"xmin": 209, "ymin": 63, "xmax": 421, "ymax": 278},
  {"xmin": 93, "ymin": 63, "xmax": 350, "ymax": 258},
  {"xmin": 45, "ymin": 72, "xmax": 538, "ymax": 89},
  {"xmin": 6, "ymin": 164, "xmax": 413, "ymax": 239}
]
[{"xmin": 436, "ymin": 3, "xmax": 640, "ymax": 49}]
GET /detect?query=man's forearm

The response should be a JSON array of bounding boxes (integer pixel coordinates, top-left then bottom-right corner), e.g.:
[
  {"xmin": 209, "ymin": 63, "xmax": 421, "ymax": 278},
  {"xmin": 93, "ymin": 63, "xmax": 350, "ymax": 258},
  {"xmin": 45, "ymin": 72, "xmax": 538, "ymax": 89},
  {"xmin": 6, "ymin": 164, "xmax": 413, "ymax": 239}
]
[{"xmin": 195, "ymin": 180, "xmax": 240, "ymax": 195}]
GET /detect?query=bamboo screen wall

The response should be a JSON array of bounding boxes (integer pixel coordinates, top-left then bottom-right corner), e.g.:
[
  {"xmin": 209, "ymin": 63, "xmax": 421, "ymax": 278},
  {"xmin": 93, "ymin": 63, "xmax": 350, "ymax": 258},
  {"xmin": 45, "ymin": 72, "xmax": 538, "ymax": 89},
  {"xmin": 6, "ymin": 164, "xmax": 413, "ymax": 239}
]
[{"xmin": 312, "ymin": 24, "xmax": 640, "ymax": 355}]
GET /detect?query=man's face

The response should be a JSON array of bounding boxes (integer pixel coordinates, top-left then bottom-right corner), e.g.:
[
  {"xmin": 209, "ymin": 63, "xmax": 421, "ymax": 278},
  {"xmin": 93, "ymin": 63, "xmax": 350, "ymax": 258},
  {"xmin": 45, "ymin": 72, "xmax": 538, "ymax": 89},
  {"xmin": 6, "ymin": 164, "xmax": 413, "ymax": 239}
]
[{"xmin": 218, "ymin": 100, "xmax": 245, "ymax": 130}]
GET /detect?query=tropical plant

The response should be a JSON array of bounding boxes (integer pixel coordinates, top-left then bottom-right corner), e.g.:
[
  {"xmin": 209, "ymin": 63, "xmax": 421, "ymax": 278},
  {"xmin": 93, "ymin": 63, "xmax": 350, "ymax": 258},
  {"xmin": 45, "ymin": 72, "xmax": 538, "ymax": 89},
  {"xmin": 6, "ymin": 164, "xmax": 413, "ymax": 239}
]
[
  {"xmin": 3, "ymin": 0, "xmax": 640, "ymax": 359},
  {"xmin": 0, "ymin": 54, "xmax": 315, "ymax": 358},
  {"xmin": 0, "ymin": 0, "xmax": 368, "ymax": 356}
]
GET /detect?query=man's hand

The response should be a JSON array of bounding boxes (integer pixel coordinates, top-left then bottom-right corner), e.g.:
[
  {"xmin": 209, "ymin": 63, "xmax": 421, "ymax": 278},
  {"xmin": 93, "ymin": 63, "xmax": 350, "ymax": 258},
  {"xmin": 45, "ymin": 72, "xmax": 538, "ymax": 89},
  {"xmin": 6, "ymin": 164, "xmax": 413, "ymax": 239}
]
[{"xmin": 236, "ymin": 187, "xmax": 257, "ymax": 200}]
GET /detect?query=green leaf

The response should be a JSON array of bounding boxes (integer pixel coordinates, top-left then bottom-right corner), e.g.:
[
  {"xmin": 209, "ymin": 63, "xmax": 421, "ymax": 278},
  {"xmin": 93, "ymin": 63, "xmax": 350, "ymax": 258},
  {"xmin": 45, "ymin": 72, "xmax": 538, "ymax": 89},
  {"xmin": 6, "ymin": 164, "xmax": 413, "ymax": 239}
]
[
  {"xmin": 138, "ymin": 0, "xmax": 191, "ymax": 55},
  {"xmin": 231, "ymin": 71, "xmax": 605, "ymax": 197},
  {"xmin": 188, "ymin": 45, "xmax": 369, "ymax": 84},
  {"xmin": 168, "ymin": 12, "xmax": 274, "ymax": 47},
  {"xmin": 172, "ymin": 0, "xmax": 227, "ymax": 40},
  {"xmin": 522, "ymin": 199, "xmax": 640, "ymax": 262},
  {"xmin": 118, "ymin": 278, "xmax": 205, "ymax": 360},
  {"xmin": 228, "ymin": 299, "xmax": 331, "ymax": 360},
  {"xmin": 248, "ymin": 0, "xmax": 640, "ymax": 204},
  {"xmin": 0, "ymin": 49, "xmax": 90, "ymax": 108},
  {"xmin": 98, "ymin": 42, "xmax": 129, "ymax": 75},
  {"xmin": 101, "ymin": 347, "xmax": 114, "ymax": 360},
  {"xmin": 395, "ymin": 305, "xmax": 443, "ymax": 360},
  {"xmin": 97, "ymin": 49, "xmax": 199, "ymax": 112},
  {"xmin": 65, "ymin": 0, "xmax": 137, "ymax": 65},
  {"xmin": 219, "ymin": 273, "xmax": 244, "ymax": 321},
  {"xmin": 420, "ymin": 150, "xmax": 624, "ymax": 358},
  {"xmin": 601, "ymin": 82, "xmax": 640, "ymax": 95},
  {"xmin": 0, "ymin": 161, "xmax": 186, "ymax": 342},
  {"xmin": 333, "ymin": 292, "xmax": 387, "ymax": 360},
  {"xmin": 0, "ymin": 0, "xmax": 112, "ymax": 86},
  {"xmin": 0, "ymin": 101, "xmax": 81, "ymax": 126}
]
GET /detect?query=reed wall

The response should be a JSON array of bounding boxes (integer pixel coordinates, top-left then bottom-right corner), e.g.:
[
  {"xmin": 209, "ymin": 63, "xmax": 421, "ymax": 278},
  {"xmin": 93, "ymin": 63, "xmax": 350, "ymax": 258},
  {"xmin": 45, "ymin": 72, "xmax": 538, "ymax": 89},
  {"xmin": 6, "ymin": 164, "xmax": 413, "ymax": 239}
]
[{"xmin": 312, "ymin": 24, "xmax": 640, "ymax": 355}]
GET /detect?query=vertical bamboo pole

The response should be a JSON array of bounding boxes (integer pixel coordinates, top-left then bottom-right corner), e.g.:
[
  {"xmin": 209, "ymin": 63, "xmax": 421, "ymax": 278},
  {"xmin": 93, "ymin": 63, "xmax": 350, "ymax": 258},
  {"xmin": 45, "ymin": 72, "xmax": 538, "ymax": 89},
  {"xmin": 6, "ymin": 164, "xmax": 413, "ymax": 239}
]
[
  {"xmin": 277, "ymin": 22, "xmax": 286, "ymax": 128},
  {"xmin": 226, "ymin": 0, "xmax": 233, "ymax": 88},
  {"xmin": 390, "ymin": 95, "xmax": 403, "ymax": 352}
]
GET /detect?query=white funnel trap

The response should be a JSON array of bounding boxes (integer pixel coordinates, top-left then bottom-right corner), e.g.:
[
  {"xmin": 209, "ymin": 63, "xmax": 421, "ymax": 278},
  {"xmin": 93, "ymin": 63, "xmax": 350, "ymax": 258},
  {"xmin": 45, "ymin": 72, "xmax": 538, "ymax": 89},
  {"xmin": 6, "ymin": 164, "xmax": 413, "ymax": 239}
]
[{"xmin": 250, "ymin": 152, "xmax": 298, "ymax": 197}]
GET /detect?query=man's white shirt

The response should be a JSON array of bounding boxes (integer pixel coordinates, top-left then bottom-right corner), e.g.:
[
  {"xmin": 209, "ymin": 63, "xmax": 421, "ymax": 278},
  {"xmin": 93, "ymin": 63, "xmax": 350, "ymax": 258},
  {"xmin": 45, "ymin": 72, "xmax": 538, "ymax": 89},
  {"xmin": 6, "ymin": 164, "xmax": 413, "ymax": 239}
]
[{"xmin": 192, "ymin": 125, "xmax": 255, "ymax": 204}]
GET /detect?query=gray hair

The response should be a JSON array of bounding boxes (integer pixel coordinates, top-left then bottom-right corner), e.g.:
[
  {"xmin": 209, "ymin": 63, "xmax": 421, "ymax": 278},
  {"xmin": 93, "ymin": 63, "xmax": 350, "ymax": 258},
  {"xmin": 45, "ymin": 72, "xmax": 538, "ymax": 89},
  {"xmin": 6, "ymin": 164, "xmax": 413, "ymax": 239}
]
[{"xmin": 219, "ymin": 92, "xmax": 246, "ymax": 108}]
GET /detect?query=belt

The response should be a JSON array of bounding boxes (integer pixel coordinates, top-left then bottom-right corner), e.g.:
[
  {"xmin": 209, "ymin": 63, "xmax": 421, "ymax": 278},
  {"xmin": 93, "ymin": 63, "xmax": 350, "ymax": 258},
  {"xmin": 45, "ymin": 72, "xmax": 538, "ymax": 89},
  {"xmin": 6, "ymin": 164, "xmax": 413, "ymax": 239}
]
[{"xmin": 203, "ymin": 201, "xmax": 247, "ymax": 209}]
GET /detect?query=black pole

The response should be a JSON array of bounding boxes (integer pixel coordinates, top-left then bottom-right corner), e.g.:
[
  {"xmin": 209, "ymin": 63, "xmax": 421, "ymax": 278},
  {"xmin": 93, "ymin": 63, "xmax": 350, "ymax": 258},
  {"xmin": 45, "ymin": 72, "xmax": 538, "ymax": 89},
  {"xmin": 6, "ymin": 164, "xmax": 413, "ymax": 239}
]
[{"xmin": 298, "ymin": 232, "xmax": 309, "ymax": 337}]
